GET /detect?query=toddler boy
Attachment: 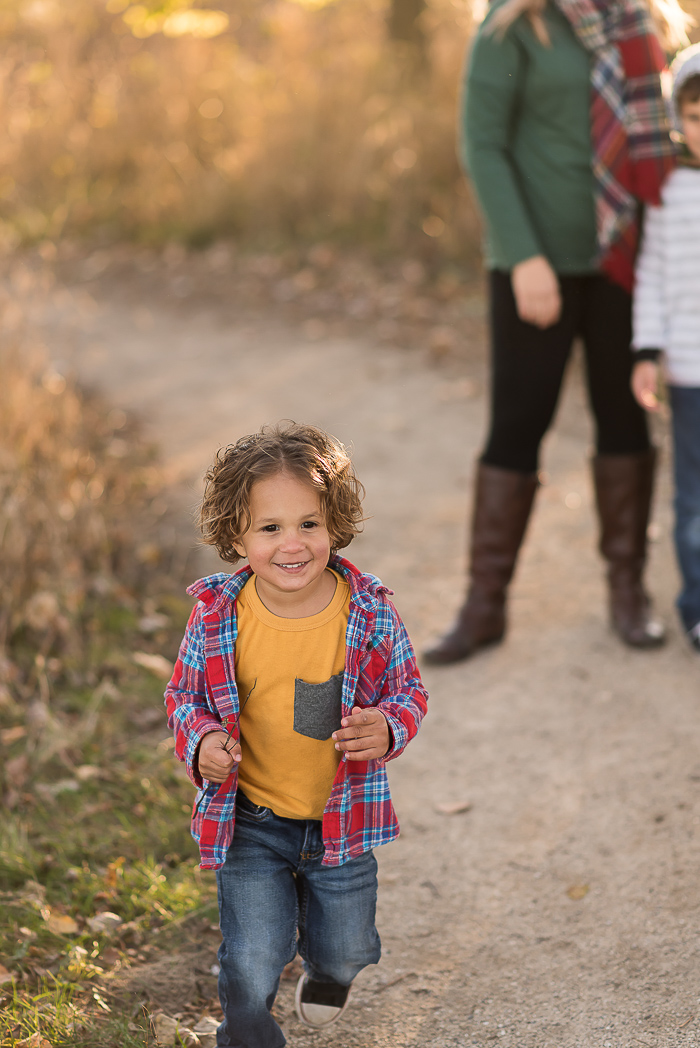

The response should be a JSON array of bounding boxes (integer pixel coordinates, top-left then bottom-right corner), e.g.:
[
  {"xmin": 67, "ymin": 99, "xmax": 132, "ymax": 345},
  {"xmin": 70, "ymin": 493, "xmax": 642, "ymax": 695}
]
[
  {"xmin": 165, "ymin": 422, "xmax": 428, "ymax": 1047},
  {"xmin": 632, "ymin": 44, "xmax": 700, "ymax": 653}
]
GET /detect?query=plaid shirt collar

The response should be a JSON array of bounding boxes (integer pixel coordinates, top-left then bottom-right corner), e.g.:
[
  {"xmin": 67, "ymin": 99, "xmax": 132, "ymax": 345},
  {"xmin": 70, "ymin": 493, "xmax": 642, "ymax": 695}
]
[{"xmin": 187, "ymin": 553, "xmax": 391, "ymax": 617}]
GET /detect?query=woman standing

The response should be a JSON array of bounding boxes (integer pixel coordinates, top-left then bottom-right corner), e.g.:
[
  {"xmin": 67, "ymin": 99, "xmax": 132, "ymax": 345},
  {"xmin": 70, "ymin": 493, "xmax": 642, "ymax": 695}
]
[{"xmin": 425, "ymin": 0, "xmax": 690, "ymax": 664}]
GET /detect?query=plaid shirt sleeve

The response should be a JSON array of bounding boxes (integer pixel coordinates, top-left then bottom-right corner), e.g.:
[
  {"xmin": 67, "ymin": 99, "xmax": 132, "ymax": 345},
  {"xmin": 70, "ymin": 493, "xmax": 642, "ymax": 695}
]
[
  {"xmin": 164, "ymin": 603, "xmax": 225, "ymax": 790},
  {"xmin": 372, "ymin": 600, "xmax": 428, "ymax": 763}
]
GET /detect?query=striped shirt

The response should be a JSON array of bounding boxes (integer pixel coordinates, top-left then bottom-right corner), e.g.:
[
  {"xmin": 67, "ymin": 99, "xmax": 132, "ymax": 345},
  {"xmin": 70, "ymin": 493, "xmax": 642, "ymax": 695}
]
[
  {"xmin": 164, "ymin": 554, "xmax": 429, "ymax": 869},
  {"xmin": 633, "ymin": 166, "xmax": 700, "ymax": 387}
]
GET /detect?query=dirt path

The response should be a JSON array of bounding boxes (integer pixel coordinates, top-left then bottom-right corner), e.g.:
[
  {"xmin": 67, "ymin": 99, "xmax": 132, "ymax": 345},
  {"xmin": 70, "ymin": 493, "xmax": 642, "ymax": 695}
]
[{"xmin": 26, "ymin": 252, "xmax": 700, "ymax": 1047}]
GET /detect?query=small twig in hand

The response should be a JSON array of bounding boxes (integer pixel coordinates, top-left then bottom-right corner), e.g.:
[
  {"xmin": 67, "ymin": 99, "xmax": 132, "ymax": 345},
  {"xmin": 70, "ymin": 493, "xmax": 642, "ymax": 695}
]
[{"xmin": 222, "ymin": 679, "xmax": 257, "ymax": 753}]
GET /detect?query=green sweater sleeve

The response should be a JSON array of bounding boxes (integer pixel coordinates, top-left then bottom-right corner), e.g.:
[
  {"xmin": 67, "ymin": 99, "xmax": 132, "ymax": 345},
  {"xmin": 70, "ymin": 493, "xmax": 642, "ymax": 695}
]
[{"xmin": 461, "ymin": 24, "xmax": 543, "ymax": 269}]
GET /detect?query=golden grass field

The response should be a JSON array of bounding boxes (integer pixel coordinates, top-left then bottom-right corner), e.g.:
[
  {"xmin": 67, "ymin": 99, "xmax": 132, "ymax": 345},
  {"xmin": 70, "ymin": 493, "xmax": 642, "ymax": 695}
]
[{"xmin": 0, "ymin": 0, "xmax": 483, "ymax": 259}]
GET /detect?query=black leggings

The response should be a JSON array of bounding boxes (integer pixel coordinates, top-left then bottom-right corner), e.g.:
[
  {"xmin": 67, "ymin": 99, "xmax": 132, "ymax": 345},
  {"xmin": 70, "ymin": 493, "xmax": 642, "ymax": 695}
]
[{"xmin": 482, "ymin": 271, "xmax": 650, "ymax": 474}]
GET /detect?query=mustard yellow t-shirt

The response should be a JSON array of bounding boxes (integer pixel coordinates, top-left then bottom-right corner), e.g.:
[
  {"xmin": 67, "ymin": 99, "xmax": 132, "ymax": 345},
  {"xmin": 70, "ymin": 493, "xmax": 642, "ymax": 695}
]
[{"xmin": 234, "ymin": 569, "xmax": 350, "ymax": 820}]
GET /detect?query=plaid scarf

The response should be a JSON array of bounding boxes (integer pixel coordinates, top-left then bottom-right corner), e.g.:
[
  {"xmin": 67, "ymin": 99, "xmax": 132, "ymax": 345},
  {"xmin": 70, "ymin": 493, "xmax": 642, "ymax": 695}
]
[{"xmin": 555, "ymin": 0, "xmax": 675, "ymax": 290}]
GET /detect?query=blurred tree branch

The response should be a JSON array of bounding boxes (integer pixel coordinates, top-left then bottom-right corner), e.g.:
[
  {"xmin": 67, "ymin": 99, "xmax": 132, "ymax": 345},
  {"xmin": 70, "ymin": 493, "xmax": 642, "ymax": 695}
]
[{"xmin": 388, "ymin": 0, "xmax": 426, "ymax": 50}]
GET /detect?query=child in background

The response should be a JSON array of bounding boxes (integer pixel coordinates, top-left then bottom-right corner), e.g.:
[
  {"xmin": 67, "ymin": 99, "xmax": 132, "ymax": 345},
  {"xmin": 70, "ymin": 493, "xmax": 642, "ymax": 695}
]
[
  {"xmin": 165, "ymin": 422, "xmax": 428, "ymax": 1048},
  {"xmin": 632, "ymin": 44, "xmax": 700, "ymax": 653}
]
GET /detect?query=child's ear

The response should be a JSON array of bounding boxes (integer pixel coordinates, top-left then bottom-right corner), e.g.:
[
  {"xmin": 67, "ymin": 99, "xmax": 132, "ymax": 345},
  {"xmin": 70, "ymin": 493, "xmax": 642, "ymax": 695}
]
[{"xmin": 232, "ymin": 539, "xmax": 247, "ymax": 559}]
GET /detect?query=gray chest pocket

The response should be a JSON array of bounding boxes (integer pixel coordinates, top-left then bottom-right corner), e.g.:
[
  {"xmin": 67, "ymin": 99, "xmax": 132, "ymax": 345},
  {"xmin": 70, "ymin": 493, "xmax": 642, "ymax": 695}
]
[{"xmin": 293, "ymin": 671, "xmax": 344, "ymax": 741}]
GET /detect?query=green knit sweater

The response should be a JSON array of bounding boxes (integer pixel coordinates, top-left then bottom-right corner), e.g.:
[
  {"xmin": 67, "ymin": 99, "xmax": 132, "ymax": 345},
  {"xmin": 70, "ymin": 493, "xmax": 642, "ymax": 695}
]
[{"xmin": 461, "ymin": 0, "xmax": 598, "ymax": 274}]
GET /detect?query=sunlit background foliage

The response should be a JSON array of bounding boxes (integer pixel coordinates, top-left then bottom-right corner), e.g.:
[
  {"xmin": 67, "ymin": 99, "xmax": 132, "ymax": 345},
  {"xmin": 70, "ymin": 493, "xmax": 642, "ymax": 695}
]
[{"xmin": 0, "ymin": 0, "xmax": 483, "ymax": 257}]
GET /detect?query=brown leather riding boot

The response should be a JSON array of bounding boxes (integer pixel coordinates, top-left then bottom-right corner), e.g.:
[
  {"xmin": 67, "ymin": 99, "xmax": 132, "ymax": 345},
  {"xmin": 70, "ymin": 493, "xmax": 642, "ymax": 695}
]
[
  {"xmin": 592, "ymin": 448, "xmax": 665, "ymax": 649},
  {"xmin": 423, "ymin": 463, "xmax": 538, "ymax": 665}
]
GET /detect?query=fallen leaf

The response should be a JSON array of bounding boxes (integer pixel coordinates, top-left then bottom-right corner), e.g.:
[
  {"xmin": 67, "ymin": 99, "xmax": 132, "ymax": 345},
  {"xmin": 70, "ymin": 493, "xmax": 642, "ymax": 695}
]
[
  {"xmin": 35, "ymin": 779, "xmax": 79, "ymax": 799},
  {"xmin": 45, "ymin": 913, "xmax": 79, "ymax": 935},
  {"xmin": 6, "ymin": 753, "xmax": 29, "ymax": 786},
  {"xmin": 75, "ymin": 764, "xmax": 100, "ymax": 781},
  {"xmin": 106, "ymin": 856, "xmax": 126, "ymax": 886},
  {"xmin": 193, "ymin": 1017, "xmax": 220, "ymax": 1035},
  {"xmin": 566, "ymin": 884, "xmax": 590, "ymax": 901},
  {"xmin": 434, "ymin": 800, "xmax": 473, "ymax": 815},
  {"xmin": 87, "ymin": 911, "xmax": 123, "ymax": 934},
  {"xmin": 133, "ymin": 652, "xmax": 173, "ymax": 680},
  {"xmin": 0, "ymin": 963, "xmax": 14, "ymax": 985},
  {"xmin": 181, "ymin": 1030, "xmax": 202, "ymax": 1048},
  {"xmin": 153, "ymin": 1013, "xmax": 180, "ymax": 1046},
  {"xmin": 1, "ymin": 725, "xmax": 27, "ymax": 744},
  {"xmin": 15, "ymin": 1034, "xmax": 52, "ymax": 1048}
]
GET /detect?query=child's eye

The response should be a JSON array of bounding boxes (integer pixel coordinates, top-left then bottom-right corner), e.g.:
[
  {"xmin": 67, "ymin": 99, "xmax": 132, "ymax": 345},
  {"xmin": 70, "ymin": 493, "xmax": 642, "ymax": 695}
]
[
  {"xmin": 301, "ymin": 521, "xmax": 319, "ymax": 529},
  {"xmin": 261, "ymin": 524, "xmax": 279, "ymax": 533}
]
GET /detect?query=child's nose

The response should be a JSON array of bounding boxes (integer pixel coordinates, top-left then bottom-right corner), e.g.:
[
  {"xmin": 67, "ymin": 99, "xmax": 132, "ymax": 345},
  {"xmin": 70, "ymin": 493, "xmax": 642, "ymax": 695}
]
[{"xmin": 279, "ymin": 530, "xmax": 304, "ymax": 550}]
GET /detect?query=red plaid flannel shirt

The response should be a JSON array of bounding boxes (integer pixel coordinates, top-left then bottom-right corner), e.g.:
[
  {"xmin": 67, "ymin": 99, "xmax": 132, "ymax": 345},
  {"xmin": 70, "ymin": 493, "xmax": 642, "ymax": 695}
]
[{"xmin": 165, "ymin": 555, "xmax": 428, "ymax": 869}]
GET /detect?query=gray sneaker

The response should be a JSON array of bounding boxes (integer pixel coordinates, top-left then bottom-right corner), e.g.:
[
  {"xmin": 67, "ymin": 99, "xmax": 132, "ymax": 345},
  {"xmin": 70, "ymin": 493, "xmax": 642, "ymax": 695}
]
[{"xmin": 294, "ymin": 974, "xmax": 351, "ymax": 1028}]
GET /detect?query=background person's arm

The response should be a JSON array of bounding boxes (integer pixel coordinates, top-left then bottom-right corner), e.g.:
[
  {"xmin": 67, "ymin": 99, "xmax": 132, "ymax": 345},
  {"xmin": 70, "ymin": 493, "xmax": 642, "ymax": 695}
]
[
  {"xmin": 461, "ymin": 19, "xmax": 561, "ymax": 328},
  {"xmin": 461, "ymin": 19, "xmax": 542, "ymax": 271}
]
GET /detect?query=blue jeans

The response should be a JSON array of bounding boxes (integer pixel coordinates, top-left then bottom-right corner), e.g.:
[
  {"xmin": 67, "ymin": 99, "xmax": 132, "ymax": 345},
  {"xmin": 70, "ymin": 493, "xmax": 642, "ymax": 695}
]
[
  {"xmin": 670, "ymin": 385, "xmax": 700, "ymax": 632},
  {"xmin": 215, "ymin": 792, "xmax": 381, "ymax": 1048}
]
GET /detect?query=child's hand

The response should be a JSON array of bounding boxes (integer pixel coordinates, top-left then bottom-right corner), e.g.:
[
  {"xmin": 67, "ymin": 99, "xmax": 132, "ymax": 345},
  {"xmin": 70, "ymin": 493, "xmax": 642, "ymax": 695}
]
[
  {"xmin": 631, "ymin": 360, "xmax": 660, "ymax": 412},
  {"xmin": 197, "ymin": 731, "xmax": 241, "ymax": 782},
  {"xmin": 333, "ymin": 707, "xmax": 390, "ymax": 761}
]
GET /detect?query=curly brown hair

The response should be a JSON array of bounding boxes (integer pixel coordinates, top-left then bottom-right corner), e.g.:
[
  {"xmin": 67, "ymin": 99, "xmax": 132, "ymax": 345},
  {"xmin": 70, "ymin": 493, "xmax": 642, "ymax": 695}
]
[{"xmin": 199, "ymin": 421, "xmax": 366, "ymax": 564}]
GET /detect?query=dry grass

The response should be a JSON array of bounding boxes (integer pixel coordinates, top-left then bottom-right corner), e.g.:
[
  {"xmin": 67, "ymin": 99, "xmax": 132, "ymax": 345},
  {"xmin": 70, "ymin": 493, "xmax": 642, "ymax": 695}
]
[
  {"xmin": 0, "ymin": 0, "xmax": 482, "ymax": 257},
  {"xmin": 0, "ymin": 343, "xmax": 168, "ymax": 661},
  {"xmin": 0, "ymin": 333, "xmax": 211, "ymax": 1046},
  {"xmin": 0, "ymin": 302, "xmax": 196, "ymax": 746}
]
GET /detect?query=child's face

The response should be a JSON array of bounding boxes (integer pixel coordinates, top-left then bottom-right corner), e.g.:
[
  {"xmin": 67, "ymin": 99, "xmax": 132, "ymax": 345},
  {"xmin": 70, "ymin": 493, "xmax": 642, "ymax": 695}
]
[
  {"xmin": 233, "ymin": 472, "xmax": 332, "ymax": 604},
  {"xmin": 681, "ymin": 98, "xmax": 700, "ymax": 162}
]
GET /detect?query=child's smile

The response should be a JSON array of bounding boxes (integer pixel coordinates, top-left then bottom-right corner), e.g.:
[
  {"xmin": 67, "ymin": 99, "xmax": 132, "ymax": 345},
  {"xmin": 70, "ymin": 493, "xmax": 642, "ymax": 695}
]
[{"xmin": 233, "ymin": 471, "xmax": 336, "ymax": 616}]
